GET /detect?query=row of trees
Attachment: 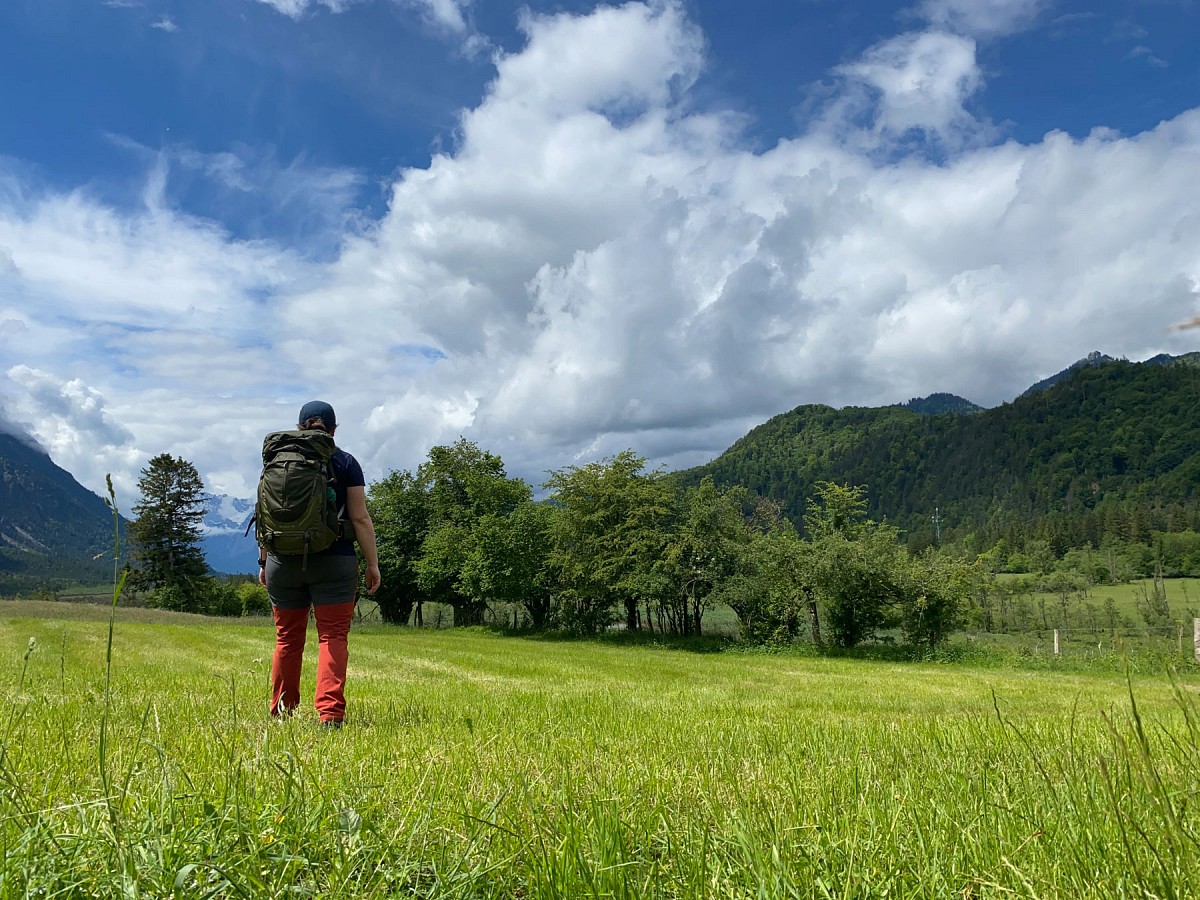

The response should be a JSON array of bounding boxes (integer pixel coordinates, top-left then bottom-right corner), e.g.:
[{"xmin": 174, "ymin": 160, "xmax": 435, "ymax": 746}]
[
  {"xmin": 123, "ymin": 442, "xmax": 979, "ymax": 649},
  {"xmin": 367, "ymin": 440, "xmax": 979, "ymax": 649},
  {"xmin": 979, "ymin": 531, "xmax": 1200, "ymax": 583}
]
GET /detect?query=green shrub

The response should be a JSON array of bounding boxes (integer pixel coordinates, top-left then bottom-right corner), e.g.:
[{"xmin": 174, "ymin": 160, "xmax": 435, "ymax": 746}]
[
  {"xmin": 203, "ymin": 579, "xmax": 242, "ymax": 617},
  {"xmin": 236, "ymin": 581, "xmax": 270, "ymax": 616},
  {"xmin": 142, "ymin": 583, "xmax": 191, "ymax": 612}
]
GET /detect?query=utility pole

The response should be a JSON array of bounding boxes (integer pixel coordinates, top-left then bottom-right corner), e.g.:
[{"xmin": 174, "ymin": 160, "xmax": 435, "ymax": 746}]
[{"xmin": 931, "ymin": 507, "xmax": 942, "ymax": 546}]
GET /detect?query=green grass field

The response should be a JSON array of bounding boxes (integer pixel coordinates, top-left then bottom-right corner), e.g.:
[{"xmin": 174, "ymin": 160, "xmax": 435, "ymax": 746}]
[
  {"xmin": 1094, "ymin": 577, "xmax": 1200, "ymax": 616},
  {"xmin": 1, "ymin": 600, "xmax": 1198, "ymax": 898},
  {"xmin": 993, "ymin": 575, "xmax": 1200, "ymax": 619}
]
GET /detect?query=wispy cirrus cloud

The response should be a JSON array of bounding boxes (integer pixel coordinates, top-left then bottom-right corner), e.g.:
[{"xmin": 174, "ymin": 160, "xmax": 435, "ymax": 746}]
[
  {"xmin": 104, "ymin": 136, "xmax": 368, "ymax": 251},
  {"xmin": 251, "ymin": 0, "xmax": 473, "ymax": 34},
  {"xmin": 403, "ymin": 0, "xmax": 469, "ymax": 34},
  {"xmin": 916, "ymin": 0, "xmax": 1046, "ymax": 37},
  {"xmin": 1128, "ymin": 45, "xmax": 1169, "ymax": 68},
  {"xmin": 251, "ymin": 0, "xmax": 361, "ymax": 18},
  {"xmin": 249, "ymin": 0, "xmax": 484, "ymax": 53}
]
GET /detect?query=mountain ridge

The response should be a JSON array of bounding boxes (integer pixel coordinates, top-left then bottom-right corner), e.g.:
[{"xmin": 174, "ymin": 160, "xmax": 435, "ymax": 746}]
[
  {"xmin": 6, "ymin": 349, "xmax": 1200, "ymax": 586},
  {"xmin": 676, "ymin": 353, "xmax": 1200, "ymax": 551},
  {"xmin": 200, "ymin": 492, "xmax": 257, "ymax": 575}
]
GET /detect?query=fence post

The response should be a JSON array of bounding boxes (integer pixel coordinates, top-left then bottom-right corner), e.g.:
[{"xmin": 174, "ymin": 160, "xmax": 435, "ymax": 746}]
[{"xmin": 1053, "ymin": 629, "xmax": 1060, "ymax": 656}]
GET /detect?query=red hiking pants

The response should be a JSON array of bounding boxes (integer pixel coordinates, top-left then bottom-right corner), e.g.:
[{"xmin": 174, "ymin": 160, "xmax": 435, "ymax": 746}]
[{"xmin": 271, "ymin": 601, "xmax": 355, "ymax": 723}]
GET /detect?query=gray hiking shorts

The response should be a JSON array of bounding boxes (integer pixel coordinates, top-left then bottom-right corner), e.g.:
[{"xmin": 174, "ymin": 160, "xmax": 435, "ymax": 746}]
[{"xmin": 266, "ymin": 552, "xmax": 359, "ymax": 609}]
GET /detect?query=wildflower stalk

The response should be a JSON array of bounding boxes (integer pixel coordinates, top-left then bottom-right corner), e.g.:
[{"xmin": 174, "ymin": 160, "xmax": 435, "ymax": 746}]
[{"xmin": 100, "ymin": 474, "xmax": 128, "ymax": 835}]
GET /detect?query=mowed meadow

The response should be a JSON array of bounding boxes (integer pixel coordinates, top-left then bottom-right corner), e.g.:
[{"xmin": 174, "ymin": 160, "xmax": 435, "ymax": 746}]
[{"xmin": 1, "ymin": 602, "xmax": 1198, "ymax": 898}]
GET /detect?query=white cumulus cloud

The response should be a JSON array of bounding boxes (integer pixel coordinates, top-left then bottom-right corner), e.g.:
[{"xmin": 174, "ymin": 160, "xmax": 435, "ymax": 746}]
[
  {"xmin": 4, "ymin": 366, "xmax": 142, "ymax": 497},
  {"xmin": 834, "ymin": 30, "xmax": 988, "ymax": 150},
  {"xmin": 4, "ymin": 0, "xmax": 1200, "ymax": 503}
]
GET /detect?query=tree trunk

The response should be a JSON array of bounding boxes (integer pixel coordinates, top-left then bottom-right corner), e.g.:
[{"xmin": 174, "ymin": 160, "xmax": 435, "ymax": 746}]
[
  {"xmin": 805, "ymin": 589, "xmax": 822, "ymax": 645},
  {"xmin": 454, "ymin": 602, "xmax": 486, "ymax": 627},
  {"xmin": 625, "ymin": 597, "xmax": 640, "ymax": 631},
  {"xmin": 380, "ymin": 599, "xmax": 415, "ymax": 626},
  {"xmin": 526, "ymin": 597, "xmax": 550, "ymax": 630}
]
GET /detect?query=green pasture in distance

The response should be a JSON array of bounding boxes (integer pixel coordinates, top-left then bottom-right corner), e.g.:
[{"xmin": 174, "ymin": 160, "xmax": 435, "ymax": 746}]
[
  {"xmin": 994, "ymin": 575, "xmax": 1200, "ymax": 614},
  {"xmin": 1062, "ymin": 576, "xmax": 1200, "ymax": 620},
  {"xmin": 980, "ymin": 576, "xmax": 1200, "ymax": 655},
  {"xmin": 56, "ymin": 583, "xmax": 123, "ymax": 597},
  {"xmin": 998, "ymin": 578, "xmax": 1200, "ymax": 614},
  {"xmin": 0, "ymin": 602, "xmax": 1198, "ymax": 898}
]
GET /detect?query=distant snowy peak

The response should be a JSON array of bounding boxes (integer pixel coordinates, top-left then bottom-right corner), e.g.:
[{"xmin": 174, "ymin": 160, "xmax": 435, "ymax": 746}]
[
  {"xmin": 200, "ymin": 492, "xmax": 258, "ymax": 574},
  {"xmin": 202, "ymin": 493, "xmax": 254, "ymax": 535}
]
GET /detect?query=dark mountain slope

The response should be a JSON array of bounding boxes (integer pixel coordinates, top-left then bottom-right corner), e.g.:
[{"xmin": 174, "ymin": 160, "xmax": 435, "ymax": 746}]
[
  {"xmin": 1019, "ymin": 350, "xmax": 1116, "ymax": 397},
  {"xmin": 676, "ymin": 358, "xmax": 1200, "ymax": 551},
  {"xmin": 0, "ymin": 432, "xmax": 119, "ymax": 591}
]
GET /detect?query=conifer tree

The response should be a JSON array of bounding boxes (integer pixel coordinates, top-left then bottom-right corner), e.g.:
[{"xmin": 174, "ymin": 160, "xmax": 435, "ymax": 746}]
[{"xmin": 128, "ymin": 453, "xmax": 210, "ymax": 610}]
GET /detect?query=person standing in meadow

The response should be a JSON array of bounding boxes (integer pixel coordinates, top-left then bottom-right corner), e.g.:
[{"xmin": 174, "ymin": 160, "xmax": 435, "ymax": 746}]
[{"xmin": 258, "ymin": 400, "xmax": 382, "ymax": 728}]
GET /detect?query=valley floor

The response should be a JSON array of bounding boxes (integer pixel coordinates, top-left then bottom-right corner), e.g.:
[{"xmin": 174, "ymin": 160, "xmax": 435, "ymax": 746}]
[{"xmin": 0, "ymin": 605, "xmax": 1196, "ymax": 898}]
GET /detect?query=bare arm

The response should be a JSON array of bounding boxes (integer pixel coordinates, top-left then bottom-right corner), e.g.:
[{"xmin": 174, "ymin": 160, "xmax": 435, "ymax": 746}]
[{"xmin": 345, "ymin": 485, "xmax": 381, "ymax": 595}]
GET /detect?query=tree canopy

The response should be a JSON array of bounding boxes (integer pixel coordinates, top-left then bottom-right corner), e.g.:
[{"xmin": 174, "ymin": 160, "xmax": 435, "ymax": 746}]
[
  {"xmin": 127, "ymin": 453, "xmax": 210, "ymax": 611},
  {"xmin": 366, "ymin": 441, "xmax": 978, "ymax": 651}
]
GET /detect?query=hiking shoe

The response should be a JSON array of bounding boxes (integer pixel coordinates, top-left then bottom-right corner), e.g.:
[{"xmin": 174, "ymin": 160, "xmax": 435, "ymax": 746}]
[{"xmin": 320, "ymin": 719, "xmax": 344, "ymax": 730}]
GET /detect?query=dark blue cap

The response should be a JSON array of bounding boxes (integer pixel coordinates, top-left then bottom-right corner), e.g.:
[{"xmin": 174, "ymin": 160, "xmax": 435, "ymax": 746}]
[{"xmin": 298, "ymin": 400, "xmax": 336, "ymax": 429}]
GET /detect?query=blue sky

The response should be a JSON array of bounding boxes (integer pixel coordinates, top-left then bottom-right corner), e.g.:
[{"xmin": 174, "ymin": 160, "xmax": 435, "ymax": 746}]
[{"xmin": 1, "ymin": 0, "xmax": 1199, "ymax": 507}]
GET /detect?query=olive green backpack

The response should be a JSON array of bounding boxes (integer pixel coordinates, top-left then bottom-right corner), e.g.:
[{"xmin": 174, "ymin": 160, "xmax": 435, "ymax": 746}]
[{"xmin": 253, "ymin": 430, "xmax": 343, "ymax": 567}]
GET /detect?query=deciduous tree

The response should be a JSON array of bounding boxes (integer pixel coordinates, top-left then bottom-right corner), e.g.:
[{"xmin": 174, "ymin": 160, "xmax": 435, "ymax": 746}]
[
  {"xmin": 545, "ymin": 451, "xmax": 672, "ymax": 632},
  {"xmin": 368, "ymin": 470, "xmax": 430, "ymax": 625},
  {"xmin": 660, "ymin": 478, "xmax": 750, "ymax": 636},
  {"xmin": 415, "ymin": 439, "xmax": 530, "ymax": 626},
  {"xmin": 460, "ymin": 500, "xmax": 557, "ymax": 629}
]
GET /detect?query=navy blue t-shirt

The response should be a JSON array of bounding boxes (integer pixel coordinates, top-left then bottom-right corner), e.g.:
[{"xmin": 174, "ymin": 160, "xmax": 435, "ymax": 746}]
[{"xmin": 325, "ymin": 448, "xmax": 365, "ymax": 557}]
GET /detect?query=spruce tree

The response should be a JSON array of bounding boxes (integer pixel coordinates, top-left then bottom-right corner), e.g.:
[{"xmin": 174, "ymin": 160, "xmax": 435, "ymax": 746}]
[{"xmin": 128, "ymin": 453, "xmax": 210, "ymax": 611}]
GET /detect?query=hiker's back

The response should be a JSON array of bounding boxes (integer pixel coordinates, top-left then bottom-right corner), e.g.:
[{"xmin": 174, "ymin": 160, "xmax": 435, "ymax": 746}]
[{"xmin": 255, "ymin": 429, "xmax": 340, "ymax": 558}]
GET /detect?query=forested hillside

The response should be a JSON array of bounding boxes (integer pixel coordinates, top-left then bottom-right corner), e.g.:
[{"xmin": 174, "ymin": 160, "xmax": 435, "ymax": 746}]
[
  {"xmin": 894, "ymin": 393, "xmax": 983, "ymax": 415},
  {"xmin": 676, "ymin": 358, "xmax": 1200, "ymax": 554},
  {"xmin": 0, "ymin": 432, "xmax": 118, "ymax": 592}
]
